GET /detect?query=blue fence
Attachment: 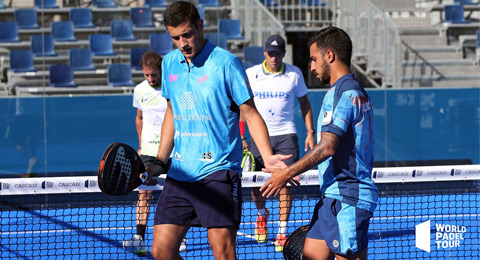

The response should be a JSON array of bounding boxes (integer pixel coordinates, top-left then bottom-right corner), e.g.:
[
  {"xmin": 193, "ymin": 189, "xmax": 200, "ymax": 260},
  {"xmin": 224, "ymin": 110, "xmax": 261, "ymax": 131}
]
[{"xmin": 0, "ymin": 88, "xmax": 479, "ymax": 176}]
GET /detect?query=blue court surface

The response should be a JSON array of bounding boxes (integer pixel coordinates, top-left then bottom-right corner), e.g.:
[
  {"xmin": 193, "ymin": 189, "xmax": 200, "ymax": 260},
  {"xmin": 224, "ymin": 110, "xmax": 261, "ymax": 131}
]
[{"xmin": 1, "ymin": 184, "xmax": 478, "ymax": 260}]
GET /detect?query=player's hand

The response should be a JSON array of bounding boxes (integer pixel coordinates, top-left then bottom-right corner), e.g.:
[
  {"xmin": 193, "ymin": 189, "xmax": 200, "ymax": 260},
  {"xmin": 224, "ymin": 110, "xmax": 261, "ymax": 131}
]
[
  {"xmin": 263, "ymin": 154, "xmax": 292, "ymax": 169},
  {"xmin": 305, "ymin": 134, "xmax": 316, "ymax": 152},
  {"xmin": 141, "ymin": 173, "xmax": 158, "ymax": 186},
  {"xmin": 242, "ymin": 139, "xmax": 249, "ymax": 151},
  {"xmin": 260, "ymin": 167, "xmax": 300, "ymax": 197}
]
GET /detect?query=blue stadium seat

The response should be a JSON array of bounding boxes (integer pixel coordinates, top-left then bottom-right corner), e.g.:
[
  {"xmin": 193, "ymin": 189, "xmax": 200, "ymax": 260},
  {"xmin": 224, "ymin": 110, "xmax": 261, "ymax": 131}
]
[
  {"xmin": 34, "ymin": 0, "xmax": 59, "ymax": 8},
  {"xmin": 130, "ymin": 47, "xmax": 150, "ymax": 70},
  {"xmin": 110, "ymin": 20, "xmax": 137, "ymax": 41},
  {"xmin": 144, "ymin": 0, "xmax": 168, "ymax": 7},
  {"xmin": 198, "ymin": 0, "xmax": 222, "ymax": 6},
  {"xmin": 218, "ymin": 19, "xmax": 244, "ymax": 39},
  {"xmin": 150, "ymin": 33, "xmax": 173, "ymax": 55},
  {"xmin": 0, "ymin": 22, "xmax": 21, "ymax": 42},
  {"xmin": 244, "ymin": 46, "xmax": 265, "ymax": 67},
  {"xmin": 0, "ymin": 1, "xmax": 5, "ymax": 9},
  {"xmin": 9, "ymin": 50, "xmax": 37, "ymax": 73},
  {"xmin": 69, "ymin": 48, "xmax": 96, "ymax": 71},
  {"xmin": 477, "ymin": 29, "xmax": 480, "ymax": 49},
  {"xmin": 51, "ymin": 21, "xmax": 77, "ymax": 41},
  {"xmin": 260, "ymin": 0, "xmax": 278, "ymax": 6},
  {"xmin": 70, "ymin": 8, "xmax": 95, "ymax": 28},
  {"xmin": 130, "ymin": 7, "xmax": 154, "ymax": 27},
  {"xmin": 197, "ymin": 6, "xmax": 209, "ymax": 26},
  {"xmin": 302, "ymin": 0, "xmax": 326, "ymax": 6},
  {"xmin": 454, "ymin": 0, "xmax": 479, "ymax": 5},
  {"xmin": 108, "ymin": 64, "xmax": 136, "ymax": 86},
  {"xmin": 89, "ymin": 34, "xmax": 117, "ymax": 56},
  {"xmin": 444, "ymin": 5, "xmax": 470, "ymax": 23},
  {"xmin": 14, "ymin": 9, "xmax": 40, "ymax": 29},
  {"xmin": 93, "ymin": 0, "xmax": 117, "ymax": 8},
  {"xmin": 205, "ymin": 32, "xmax": 227, "ymax": 49},
  {"xmin": 30, "ymin": 35, "xmax": 57, "ymax": 56},
  {"xmin": 50, "ymin": 64, "xmax": 77, "ymax": 87}
]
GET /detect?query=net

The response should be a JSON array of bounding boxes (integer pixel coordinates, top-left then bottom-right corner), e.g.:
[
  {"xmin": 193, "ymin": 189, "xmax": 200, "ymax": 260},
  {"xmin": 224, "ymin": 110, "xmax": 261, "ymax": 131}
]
[{"xmin": 1, "ymin": 165, "xmax": 479, "ymax": 259}]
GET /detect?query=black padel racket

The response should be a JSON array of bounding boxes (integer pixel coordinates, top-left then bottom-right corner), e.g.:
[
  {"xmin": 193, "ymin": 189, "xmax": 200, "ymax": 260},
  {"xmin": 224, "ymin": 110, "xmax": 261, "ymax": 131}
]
[
  {"xmin": 98, "ymin": 142, "xmax": 148, "ymax": 196},
  {"xmin": 283, "ymin": 225, "xmax": 309, "ymax": 260}
]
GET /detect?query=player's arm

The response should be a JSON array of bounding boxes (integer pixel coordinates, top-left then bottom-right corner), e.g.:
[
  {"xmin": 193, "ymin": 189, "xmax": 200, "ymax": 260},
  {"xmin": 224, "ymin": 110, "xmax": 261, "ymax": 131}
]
[
  {"xmin": 298, "ymin": 95, "xmax": 316, "ymax": 151},
  {"xmin": 135, "ymin": 109, "xmax": 143, "ymax": 153},
  {"xmin": 261, "ymin": 131, "xmax": 340, "ymax": 197},
  {"xmin": 239, "ymin": 98, "xmax": 291, "ymax": 168},
  {"xmin": 239, "ymin": 112, "xmax": 248, "ymax": 151},
  {"xmin": 146, "ymin": 100, "xmax": 174, "ymax": 179},
  {"xmin": 156, "ymin": 100, "xmax": 174, "ymax": 163}
]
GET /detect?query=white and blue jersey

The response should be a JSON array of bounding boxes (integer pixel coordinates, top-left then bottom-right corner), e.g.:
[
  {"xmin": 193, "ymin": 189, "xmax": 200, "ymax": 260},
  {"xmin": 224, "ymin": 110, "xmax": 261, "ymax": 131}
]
[
  {"xmin": 161, "ymin": 40, "xmax": 253, "ymax": 182},
  {"xmin": 317, "ymin": 74, "xmax": 378, "ymax": 212}
]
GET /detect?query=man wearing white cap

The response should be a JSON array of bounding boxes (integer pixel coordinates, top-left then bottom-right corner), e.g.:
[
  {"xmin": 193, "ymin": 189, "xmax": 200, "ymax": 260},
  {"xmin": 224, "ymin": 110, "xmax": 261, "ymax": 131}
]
[{"xmin": 241, "ymin": 34, "xmax": 316, "ymax": 252}]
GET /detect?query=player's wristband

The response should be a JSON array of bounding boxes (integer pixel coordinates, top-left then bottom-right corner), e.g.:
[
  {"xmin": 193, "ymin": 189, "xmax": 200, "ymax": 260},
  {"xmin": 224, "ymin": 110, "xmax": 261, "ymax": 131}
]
[
  {"xmin": 307, "ymin": 129, "xmax": 315, "ymax": 135},
  {"xmin": 239, "ymin": 121, "xmax": 245, "ymax": 135}
]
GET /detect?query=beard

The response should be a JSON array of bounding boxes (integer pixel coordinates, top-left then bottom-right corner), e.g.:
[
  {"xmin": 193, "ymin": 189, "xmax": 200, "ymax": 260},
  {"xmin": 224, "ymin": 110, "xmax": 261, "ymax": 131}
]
[{"xmin": 318, "ymin": 62, "xmax": 330, "ymax": 85}]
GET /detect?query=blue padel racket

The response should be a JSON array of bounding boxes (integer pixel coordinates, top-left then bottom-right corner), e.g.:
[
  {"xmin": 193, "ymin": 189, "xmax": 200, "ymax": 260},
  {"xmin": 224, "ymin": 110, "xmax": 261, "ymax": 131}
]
[{"xmin": 283, "ymin": 225, "xmax": 309, "ymax": 260}]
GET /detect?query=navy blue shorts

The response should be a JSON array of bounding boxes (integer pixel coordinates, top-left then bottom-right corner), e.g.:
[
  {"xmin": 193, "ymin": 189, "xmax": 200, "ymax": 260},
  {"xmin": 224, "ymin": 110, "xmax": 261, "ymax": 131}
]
[
  {"xmin": 307, "ymin": 197, "xmax": 373, "ymax": 255},
  {"xmin": 154, "ymin": 170, "xmax": 243, "ymax": 229},
  {"xmin": 249, "ymin": 133, "xmax": 299, "ymax": 170}
]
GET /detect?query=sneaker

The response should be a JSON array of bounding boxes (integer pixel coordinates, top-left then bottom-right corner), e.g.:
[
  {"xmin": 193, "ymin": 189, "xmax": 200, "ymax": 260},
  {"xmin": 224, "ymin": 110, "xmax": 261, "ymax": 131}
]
[
  {"xmin": 254, "ymin": 209, "xmax": 269, "ymax": 243},
  {"xmin": 179, "ymin": 239, "xmax": 187, "ymax": 252},
  {"xmin": 275, "ymin": 234, "xmax": 287, "ymax": 252},
  {"xmin": 123, "ymin": 234, "xmax": 146, "ymax": 256}
]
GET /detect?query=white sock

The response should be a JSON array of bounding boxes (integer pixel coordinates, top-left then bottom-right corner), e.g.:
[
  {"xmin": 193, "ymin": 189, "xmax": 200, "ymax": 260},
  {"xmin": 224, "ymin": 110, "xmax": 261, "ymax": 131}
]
[
  {"xmin": 258, "ymin": 208, "xmax": 267, "ymax": 217},
  {"xmin": 278, "ymin": 221, "xmax": 288, "ymax": 235}
]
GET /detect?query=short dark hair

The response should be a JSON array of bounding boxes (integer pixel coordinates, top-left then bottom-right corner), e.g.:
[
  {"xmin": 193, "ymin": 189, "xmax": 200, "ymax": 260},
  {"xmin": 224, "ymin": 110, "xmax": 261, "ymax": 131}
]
[
  {"xmin": 140, "ymin": 50, "xmax": 162, "ymax": 70},
  {"xmin": 307, "ymin": 26, "xmax": 352, "ymax": 67},
  {"xmin": 164, "ymin": 1, "xmax": 200, "ymax": 28}
]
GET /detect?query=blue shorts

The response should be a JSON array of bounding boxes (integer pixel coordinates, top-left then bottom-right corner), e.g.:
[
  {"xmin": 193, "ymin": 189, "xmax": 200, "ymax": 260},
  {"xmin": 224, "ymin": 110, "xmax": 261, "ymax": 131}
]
[
  {"xmin": 154, "ymin": 170, "xmax": 243, "ymax": 229},
  {"xmin": 249, "ymin": 133, "xmax": 299, "ymax": 170},
  {"xmin": 307, "ymin": 197, "xmax": 373, "ymax": 255}
]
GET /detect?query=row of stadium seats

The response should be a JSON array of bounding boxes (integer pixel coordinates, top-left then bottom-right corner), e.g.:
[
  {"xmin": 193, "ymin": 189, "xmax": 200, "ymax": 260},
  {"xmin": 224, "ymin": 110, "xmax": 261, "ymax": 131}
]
[
  {"xmin": 0, "ymin": 0, "xmax": 222, "ymax": 9},
  {"xmin": 0, "ymin": 18, "xmax": 244, "ymax": 42}
]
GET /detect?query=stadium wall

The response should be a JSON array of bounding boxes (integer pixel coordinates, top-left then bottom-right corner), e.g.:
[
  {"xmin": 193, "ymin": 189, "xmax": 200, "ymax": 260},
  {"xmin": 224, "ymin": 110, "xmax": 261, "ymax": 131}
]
[{"xmin": 0, "ymin": 88, "xmax": 478, "ymax": 176}]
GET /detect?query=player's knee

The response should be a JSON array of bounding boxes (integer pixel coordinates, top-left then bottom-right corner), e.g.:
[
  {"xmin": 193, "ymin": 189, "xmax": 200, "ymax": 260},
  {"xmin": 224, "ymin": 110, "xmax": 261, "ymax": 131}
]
[{"xmin": 151, "ymin": 245, "xmax": 179, "ymax": 260}]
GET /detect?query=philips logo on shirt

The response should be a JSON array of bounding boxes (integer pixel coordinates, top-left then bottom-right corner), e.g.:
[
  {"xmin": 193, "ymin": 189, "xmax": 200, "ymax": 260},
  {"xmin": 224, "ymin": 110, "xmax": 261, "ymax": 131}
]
[
  {"xmin": 254, "ymin": 91, "xmax": 290, "ymax": 99},
  {"xmin": 169, "ymin": 74, "xmax": 178, "ymax": 82}
]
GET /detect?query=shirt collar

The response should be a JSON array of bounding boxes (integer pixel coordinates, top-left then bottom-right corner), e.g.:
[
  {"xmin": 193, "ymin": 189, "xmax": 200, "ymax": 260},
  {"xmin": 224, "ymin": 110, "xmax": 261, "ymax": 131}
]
[
  {"xmin": 331, "ymin": 73, "xmax": 355, "ymax": 88},
  {"xmin": 190, "ymin": 40, "xmax": 214, "ymax": 67},
  {"xmin": 262, "ymin": 61, "xmax": 284, "ymax": 75}
]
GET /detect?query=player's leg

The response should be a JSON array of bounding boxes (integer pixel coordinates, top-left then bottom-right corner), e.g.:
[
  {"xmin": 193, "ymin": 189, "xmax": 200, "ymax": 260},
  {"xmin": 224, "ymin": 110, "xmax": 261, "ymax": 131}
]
[
  {"xmin": 303, "ymin": 238, "xmax": 335, "ymax": 260},
  {"xmin": 152, "ymin": 224, "xmax": 189, "ymax": 260},
  {"xmin": 195, "ymin": 170, "xmax": 242, "ymax": 258},
  {"xmin": 306, "ymin": 197, "xmax": 372, "ymax": 260},
  {"xmin": 248, "ymin": 140, "xmax": 270, "ymax": 243},
  {"xmin": 207, "ymin": 226, "xmax": 238, "ymax": 260},
  {"xmin": 275, "ymin": 186, "xmax": 292, "ymax": 251},
  {"xmin": 122, "ymin": 189, "xmax": 153, "ymax": 255},
  {"xmin": 136, "ymin": 189, "xmax": 153, "ymax": 239},
  {"xmin": 273, "ymin": 134, "xmax": 299, "ymax": 251},
  {"xmin": 334, "ymin": 248, "xmax": 368, "ymax": 260}
]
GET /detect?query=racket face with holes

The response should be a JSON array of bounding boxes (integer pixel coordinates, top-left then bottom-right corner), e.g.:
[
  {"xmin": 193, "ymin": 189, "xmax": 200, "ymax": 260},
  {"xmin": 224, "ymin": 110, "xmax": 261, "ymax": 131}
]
[
  {"xmin": 283, "ymin": 225, "xmax": 309, "ymax": 260},
  {"xmin": 98, "ymin": 142, "xmax": 146, "ymax": 196}
]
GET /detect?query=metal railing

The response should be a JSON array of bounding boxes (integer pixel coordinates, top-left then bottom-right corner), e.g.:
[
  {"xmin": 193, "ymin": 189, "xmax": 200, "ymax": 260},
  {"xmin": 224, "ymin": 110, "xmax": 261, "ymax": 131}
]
[
  {"xmin": 231, "ymin": 0, "xmax": 285, "ymax": 47},
  {"xmin": 336, "ymin": 0, "xmax": 402, "ymax": 88}
]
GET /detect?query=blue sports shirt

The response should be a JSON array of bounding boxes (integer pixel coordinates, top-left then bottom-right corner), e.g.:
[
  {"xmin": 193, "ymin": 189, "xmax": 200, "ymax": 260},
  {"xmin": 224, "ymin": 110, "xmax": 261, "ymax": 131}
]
[
  {"xmin": 317, "ymin": 74, "xmax": 378, "ymax": 212},
  {"xmin": 162, "ymin": 40, "xmax": 253, "ymax": 182}
]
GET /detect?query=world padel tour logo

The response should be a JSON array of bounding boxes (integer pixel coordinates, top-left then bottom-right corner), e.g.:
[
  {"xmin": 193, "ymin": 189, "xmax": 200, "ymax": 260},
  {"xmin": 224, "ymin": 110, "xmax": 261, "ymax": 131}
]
[{"xmin": 415, "ymin": 220, "xmax": 466, "ymax": 252}]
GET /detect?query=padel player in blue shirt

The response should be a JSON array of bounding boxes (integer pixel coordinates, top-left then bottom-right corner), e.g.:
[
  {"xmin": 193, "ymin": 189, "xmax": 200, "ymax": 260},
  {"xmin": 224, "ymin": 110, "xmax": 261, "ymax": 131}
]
[
  {"xmin": 262, "ymin": 27, "xmax": 378, "ymax": 260},
  {"xmin": 147, "ymin": 2, "xmax": 293, "ymax": 260}
]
